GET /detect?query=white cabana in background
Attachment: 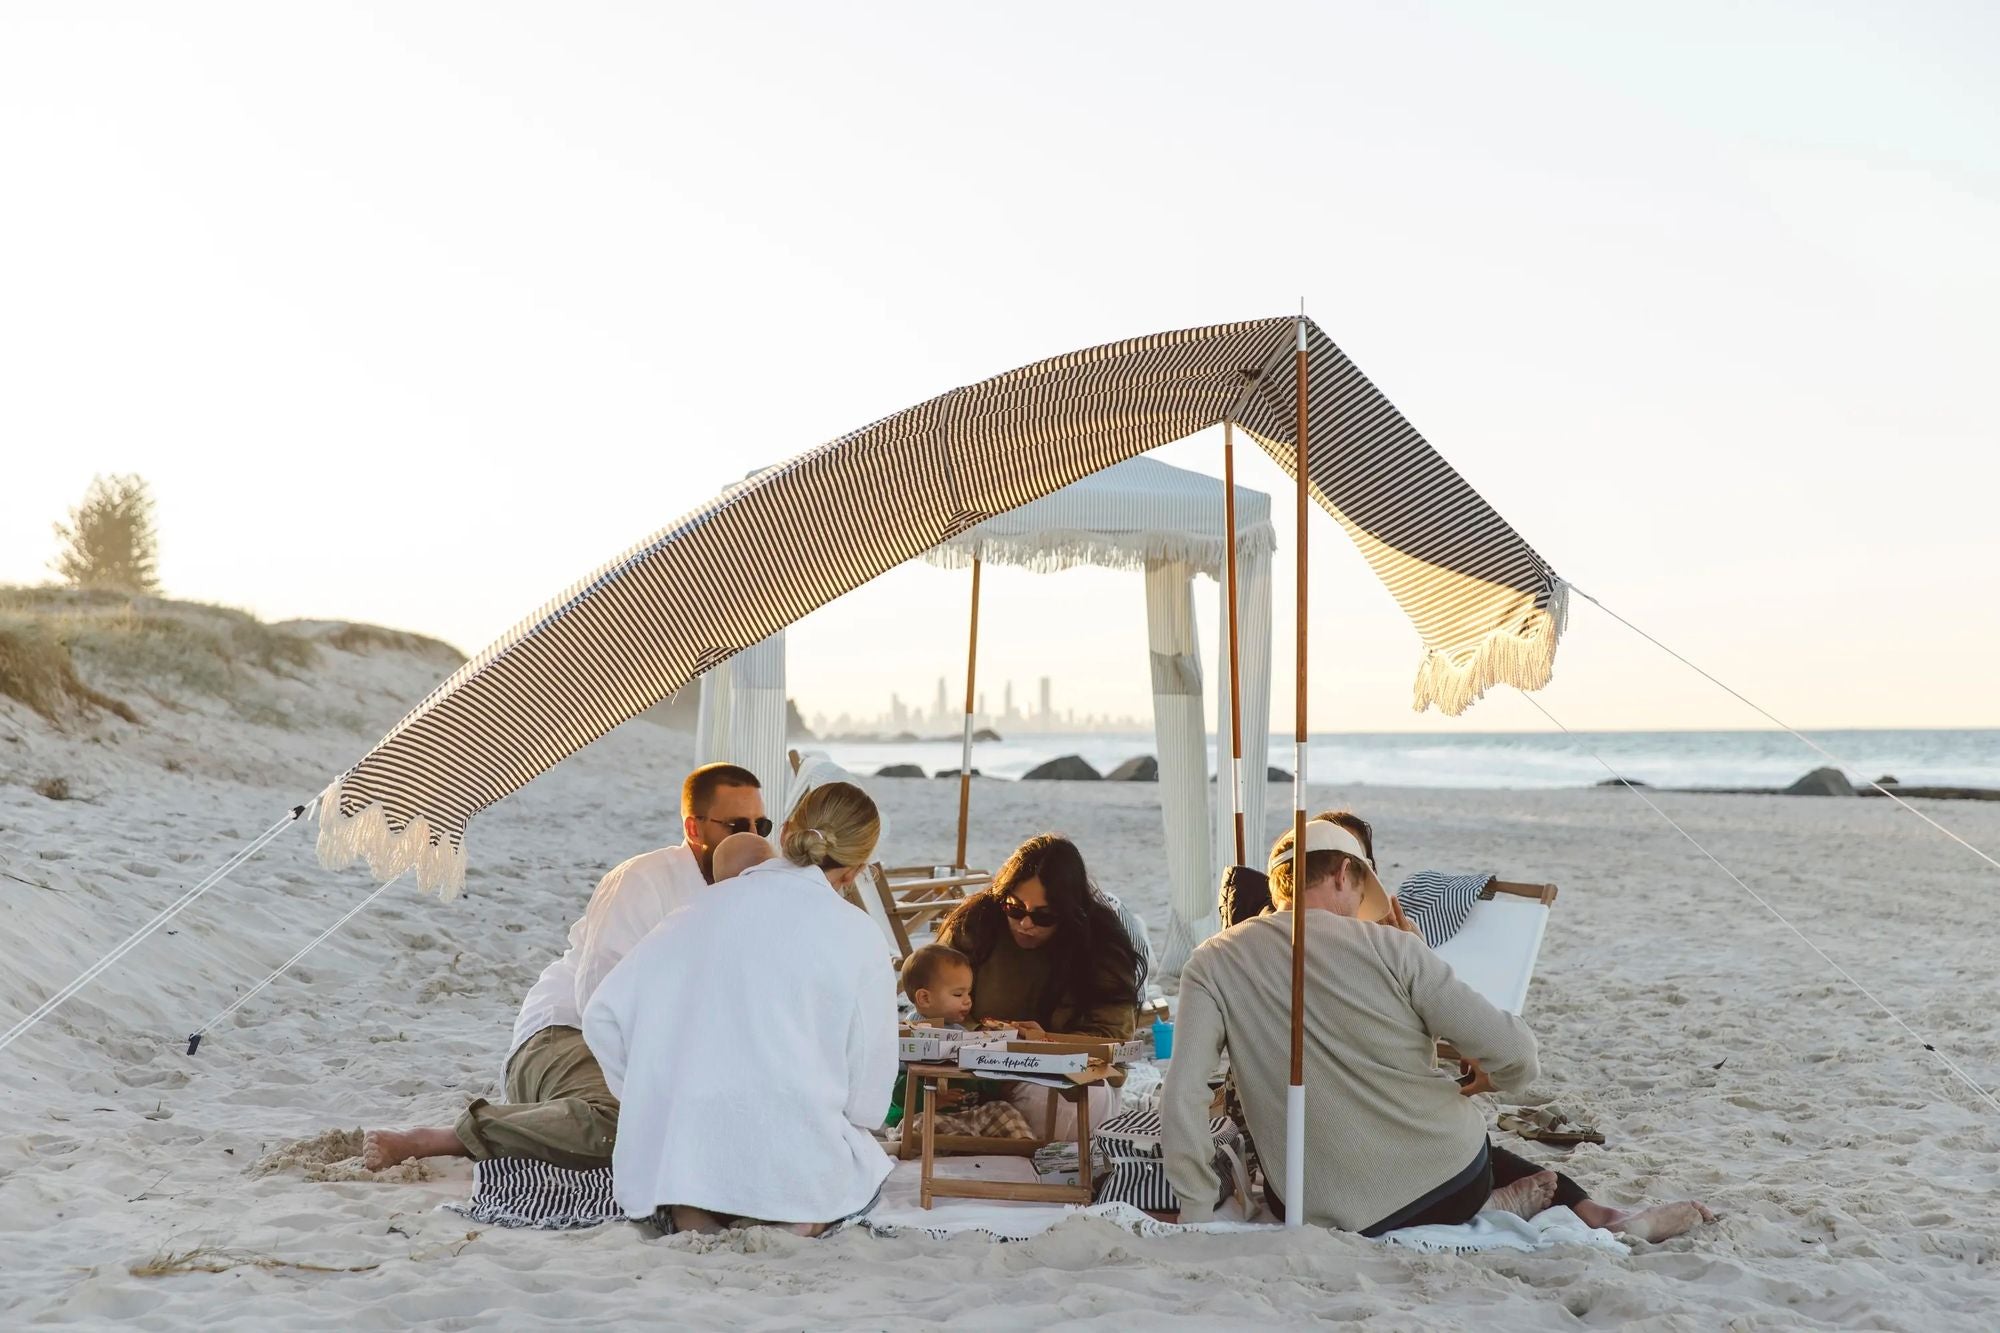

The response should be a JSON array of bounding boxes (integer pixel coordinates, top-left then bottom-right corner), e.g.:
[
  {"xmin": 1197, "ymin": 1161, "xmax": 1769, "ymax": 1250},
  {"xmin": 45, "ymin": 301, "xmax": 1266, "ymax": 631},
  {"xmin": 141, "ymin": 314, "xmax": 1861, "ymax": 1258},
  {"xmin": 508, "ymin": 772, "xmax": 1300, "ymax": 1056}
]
[{"xmin": 694, "ymin": 454, "xmax": 1274, "ymax": 973}]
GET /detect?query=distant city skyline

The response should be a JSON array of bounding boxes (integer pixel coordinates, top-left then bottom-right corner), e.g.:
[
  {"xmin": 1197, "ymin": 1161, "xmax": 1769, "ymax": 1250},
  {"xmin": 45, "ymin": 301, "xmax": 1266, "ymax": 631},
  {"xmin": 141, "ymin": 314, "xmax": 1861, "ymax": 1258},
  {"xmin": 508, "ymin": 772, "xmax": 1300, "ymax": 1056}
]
[{"xmin": 810, "ymin": 673, "xmax": 1148, "ymax": 739}]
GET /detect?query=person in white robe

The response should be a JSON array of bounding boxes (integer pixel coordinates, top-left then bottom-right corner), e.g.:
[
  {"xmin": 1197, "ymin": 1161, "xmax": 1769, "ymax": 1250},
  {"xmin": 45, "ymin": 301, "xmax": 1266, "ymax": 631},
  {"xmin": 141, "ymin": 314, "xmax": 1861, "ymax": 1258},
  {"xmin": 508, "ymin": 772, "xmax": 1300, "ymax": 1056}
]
[
  {"xmin": 584, "ymin": 780, "xmax": 897, "ymax": 1234},
  {"xmin": 361, "ymin": 762, "xmax": 767, "ymax": 1172}
]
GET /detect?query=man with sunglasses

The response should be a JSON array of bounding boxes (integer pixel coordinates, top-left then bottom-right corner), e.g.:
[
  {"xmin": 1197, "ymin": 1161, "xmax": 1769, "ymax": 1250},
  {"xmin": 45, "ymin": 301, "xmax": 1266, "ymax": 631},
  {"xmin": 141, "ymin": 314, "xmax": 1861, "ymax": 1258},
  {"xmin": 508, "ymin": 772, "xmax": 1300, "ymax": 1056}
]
[{"xmin": 363, "ymin": 762, "xmax": 766, "ymax": 1172}]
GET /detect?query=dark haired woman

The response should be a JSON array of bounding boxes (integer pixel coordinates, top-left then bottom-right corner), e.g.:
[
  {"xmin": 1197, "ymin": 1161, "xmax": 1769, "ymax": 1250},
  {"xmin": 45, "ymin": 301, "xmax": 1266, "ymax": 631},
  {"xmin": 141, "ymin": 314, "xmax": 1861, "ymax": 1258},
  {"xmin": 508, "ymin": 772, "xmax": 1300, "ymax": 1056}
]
[{"xmin": 936, "ymin": 833, "xmax": 1145, "ymax": 1135}]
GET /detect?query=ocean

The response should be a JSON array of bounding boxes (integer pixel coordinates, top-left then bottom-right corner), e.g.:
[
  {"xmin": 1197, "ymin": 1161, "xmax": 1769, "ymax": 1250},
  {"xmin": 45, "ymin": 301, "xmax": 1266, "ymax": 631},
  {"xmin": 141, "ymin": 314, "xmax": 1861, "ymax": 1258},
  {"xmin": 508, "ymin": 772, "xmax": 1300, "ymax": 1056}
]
[{"xmin": 814, "ymin": 728, "xmax": 2000, "ymax": 790}]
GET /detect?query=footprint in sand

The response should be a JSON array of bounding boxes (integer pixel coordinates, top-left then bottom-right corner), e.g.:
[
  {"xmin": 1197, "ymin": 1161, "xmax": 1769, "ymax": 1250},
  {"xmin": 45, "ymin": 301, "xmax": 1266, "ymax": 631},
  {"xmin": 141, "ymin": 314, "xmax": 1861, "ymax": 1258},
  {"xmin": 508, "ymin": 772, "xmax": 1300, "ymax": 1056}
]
[{"xmin": 124, "ymin": 861, "xmax": 161, "ymax": 877}]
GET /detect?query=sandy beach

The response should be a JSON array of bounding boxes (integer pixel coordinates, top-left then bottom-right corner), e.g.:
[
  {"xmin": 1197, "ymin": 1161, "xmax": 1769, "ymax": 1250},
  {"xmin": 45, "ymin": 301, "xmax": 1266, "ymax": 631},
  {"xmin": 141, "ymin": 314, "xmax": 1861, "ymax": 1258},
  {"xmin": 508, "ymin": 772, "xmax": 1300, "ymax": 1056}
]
[{"xmin": 4, "ymin": 631, "xmax": 1998, "ymax": 1330}]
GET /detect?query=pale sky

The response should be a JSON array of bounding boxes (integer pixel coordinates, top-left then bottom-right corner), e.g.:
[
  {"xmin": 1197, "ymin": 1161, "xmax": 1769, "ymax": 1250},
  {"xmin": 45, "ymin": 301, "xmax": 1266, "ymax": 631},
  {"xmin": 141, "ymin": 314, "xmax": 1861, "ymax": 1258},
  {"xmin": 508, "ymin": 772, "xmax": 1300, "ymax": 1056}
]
[{"xmin": 3, "ymin": 2, "xmax": 1996, "ymax": 735}]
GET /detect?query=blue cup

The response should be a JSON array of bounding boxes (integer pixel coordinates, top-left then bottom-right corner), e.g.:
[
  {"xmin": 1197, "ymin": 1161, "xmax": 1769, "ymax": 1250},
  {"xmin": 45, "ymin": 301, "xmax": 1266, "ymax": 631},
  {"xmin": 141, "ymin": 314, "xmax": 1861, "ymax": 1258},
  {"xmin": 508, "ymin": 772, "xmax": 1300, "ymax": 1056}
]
[{"xmin": 1151, "ymin": 1018, "xmax": 1174, "ymax": 1061}]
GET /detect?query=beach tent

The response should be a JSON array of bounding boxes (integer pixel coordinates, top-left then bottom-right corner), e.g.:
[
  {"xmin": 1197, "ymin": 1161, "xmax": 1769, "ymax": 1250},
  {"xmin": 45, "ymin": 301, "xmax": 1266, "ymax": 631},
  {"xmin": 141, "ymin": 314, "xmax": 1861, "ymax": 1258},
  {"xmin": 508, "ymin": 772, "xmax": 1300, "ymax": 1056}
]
[
  {"xmin": 314, "ymin": 314, "xmax": 1567, "ymax": 1225},
  {"xmin": 319, "ymin": 316, "xmax": 1565, "ymax": 897},
  {"xmin": 692, "ymin": 454, "xmax": 1278, "ymax": 972}
]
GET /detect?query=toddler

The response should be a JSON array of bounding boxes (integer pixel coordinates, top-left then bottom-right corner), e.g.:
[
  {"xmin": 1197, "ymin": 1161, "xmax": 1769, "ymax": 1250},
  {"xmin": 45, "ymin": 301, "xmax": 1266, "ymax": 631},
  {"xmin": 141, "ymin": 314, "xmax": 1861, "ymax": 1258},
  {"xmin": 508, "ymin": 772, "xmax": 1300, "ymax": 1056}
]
[
  {"xmin": 891, "ymin": 945, "xmax": 1032, "ymax": 1141},
  {"xmin": 711, "ymin": 831, "xmax": 777, "ymax": 882},
  {"xmin": 902, "ymin": 944, "xmax": 974, "ymax": 1027}
]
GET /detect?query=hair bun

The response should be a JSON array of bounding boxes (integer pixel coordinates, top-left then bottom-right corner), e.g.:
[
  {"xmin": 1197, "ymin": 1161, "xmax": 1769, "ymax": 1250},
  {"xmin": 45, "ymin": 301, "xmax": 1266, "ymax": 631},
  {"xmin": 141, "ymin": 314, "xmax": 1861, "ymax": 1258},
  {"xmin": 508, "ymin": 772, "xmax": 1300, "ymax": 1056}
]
[{"xmin": 782, "ymin": 782, "xmax": 881, "ymax": 870}]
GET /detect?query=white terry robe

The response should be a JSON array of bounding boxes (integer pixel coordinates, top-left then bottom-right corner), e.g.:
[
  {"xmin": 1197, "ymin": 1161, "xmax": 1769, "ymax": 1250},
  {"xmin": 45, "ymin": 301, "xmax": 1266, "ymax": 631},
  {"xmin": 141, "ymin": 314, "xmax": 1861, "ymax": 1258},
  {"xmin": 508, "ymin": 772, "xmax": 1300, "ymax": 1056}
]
[
  {"xmin": 508, "ymin": 843, "xmax": 709, "ymax": 1061},
  {"xmin": 583, "ymin": 856, "xmax": 898, "ymax": 1223}
]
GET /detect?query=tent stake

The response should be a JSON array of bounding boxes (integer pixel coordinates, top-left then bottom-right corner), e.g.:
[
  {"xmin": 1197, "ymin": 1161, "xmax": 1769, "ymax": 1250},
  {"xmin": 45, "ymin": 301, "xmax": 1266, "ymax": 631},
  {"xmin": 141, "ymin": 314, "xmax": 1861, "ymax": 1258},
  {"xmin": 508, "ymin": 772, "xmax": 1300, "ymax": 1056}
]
[
  {"xmin": 954, "ymin": 555, "xmax": 982, "ymax": 870},
  {"xmin": 1223, "ymin": 420, "xmax": 1248, "ymax": 868},
  {"xmin": 1286, "ymin": 314, "xmax": 1310, "ymax": 1226}
]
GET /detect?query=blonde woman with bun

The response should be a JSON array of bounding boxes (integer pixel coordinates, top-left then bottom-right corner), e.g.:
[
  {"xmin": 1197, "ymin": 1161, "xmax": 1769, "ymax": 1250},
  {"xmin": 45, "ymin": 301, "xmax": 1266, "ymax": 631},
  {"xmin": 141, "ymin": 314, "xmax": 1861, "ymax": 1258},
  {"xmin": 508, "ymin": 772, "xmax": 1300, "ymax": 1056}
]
[{"xmin": 583, "ymin": 781, "xmax": 897, "ymax": 1236}]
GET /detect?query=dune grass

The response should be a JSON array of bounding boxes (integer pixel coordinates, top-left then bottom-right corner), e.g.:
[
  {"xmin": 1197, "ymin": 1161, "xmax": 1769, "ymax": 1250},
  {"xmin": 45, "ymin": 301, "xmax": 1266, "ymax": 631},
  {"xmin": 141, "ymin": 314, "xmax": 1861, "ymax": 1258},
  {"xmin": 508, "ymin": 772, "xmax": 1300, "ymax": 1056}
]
[
  {"xmin": 0, "ymin": 586, "xmax": 459, "ymax": 727},
  {"xmin": 129, "ymin": 1246, "xmax": 380, "ymax": 1277},
  {"xmin": 0, "ymin": 617, "xmax": 142, "ymax": 724}
]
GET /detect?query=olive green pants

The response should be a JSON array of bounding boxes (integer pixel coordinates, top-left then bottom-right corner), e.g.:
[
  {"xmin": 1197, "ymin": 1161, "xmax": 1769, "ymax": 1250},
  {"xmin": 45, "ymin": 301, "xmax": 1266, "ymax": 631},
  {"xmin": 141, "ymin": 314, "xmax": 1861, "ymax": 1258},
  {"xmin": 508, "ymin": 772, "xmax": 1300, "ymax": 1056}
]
[{"xmin": 453, "ymin": 1025, "xmax": 620, "ymax": 1169}]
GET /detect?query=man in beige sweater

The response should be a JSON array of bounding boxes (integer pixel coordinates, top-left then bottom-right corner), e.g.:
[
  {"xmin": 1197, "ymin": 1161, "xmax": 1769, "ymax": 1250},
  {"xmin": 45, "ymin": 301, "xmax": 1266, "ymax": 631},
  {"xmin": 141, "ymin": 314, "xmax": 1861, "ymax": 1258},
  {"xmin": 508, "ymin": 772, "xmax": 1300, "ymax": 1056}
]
[{"xmin": 1163, "ymin": 818, "xmax": 1712, "ymax": 1241}]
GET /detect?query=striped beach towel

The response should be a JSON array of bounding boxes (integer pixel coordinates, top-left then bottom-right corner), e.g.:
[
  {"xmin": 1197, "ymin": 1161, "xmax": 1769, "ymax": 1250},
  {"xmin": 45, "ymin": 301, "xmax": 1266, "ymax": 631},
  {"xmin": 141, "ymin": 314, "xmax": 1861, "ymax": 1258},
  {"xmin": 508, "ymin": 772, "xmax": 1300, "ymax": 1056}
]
[
  {"xmin": 1395, "ymin": 871, "xmax": 1494, "ymax": 948},
  {"xmin": 1092, "ymin": 1109, "xmax": 1243, "ymax": 1215},
  {"xmin": 441, "ymin": 1158, "xmax": 625, "ymax": 1231}
]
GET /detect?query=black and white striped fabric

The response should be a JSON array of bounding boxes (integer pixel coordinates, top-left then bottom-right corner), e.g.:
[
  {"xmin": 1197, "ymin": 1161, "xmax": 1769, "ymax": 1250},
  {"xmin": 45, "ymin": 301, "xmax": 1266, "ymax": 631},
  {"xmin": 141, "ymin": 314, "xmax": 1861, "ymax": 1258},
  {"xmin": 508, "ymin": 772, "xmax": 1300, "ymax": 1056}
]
[
  {"xmin": 1092, "ymin": 1108, "xmax": 1237, "ymax": 1214},
  {"xmin": 1394, "ymin": 871, "xmax": 1495, "ymax": 948},
  {"xmin": 441, "ymin": 1158, "xmax": 625, "ymax": 1231},
  {"xmin": 319, "ymin": 317, "xmax": 1566, "ymax": 894}
]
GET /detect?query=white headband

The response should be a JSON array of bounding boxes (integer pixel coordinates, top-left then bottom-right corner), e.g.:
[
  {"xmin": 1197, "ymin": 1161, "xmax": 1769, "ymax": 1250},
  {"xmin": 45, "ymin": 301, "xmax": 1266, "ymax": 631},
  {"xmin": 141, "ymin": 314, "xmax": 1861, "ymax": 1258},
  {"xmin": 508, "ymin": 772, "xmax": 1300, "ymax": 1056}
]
[{"xmin": 1270, "ymin": 818, "xmax": 1373, "ymax": 871}]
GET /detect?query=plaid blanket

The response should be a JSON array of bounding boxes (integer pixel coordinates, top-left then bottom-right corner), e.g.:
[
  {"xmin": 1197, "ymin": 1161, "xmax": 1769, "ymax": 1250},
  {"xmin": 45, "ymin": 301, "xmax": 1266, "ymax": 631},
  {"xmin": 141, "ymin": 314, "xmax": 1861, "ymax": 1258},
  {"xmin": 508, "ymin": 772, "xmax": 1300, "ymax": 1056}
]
[{"xmin": 923, "ymin": 1100, "xmax": 1035, "ymax": 1140}]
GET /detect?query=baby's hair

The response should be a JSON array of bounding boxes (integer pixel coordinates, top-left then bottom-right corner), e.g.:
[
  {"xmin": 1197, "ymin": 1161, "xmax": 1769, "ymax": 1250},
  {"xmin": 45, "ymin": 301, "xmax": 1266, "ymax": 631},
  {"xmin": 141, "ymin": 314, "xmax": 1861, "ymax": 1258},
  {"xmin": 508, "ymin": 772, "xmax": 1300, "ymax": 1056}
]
[{"xmin": 900, "ymin": 943, "xmax": 971, "ymax": 998}]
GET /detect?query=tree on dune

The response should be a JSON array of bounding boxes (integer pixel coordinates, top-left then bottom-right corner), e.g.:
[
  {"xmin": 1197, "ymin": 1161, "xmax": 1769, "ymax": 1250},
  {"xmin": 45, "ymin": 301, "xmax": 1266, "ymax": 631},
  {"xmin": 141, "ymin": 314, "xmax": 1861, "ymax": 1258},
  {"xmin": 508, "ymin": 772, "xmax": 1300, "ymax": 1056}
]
[{"xmin": 51, "ymin": 473, "xmax": 162, "ymax": 594}]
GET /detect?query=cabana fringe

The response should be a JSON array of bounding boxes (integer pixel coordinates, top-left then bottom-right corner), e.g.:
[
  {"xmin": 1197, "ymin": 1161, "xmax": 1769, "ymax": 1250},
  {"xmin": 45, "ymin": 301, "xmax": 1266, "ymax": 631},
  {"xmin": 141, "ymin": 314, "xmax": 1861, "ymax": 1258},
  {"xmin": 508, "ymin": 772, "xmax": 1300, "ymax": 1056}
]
[
  {"xmin": 1412, "ymin": 590, "xmax": 1568, "ymax": 717},
  {"xmin": 315, "ymin": 785, "xmax": 468, "ymax": 898},
  {"xmin": 924, "ymin": 526, "xmax": 1278, "ymax": 580}
]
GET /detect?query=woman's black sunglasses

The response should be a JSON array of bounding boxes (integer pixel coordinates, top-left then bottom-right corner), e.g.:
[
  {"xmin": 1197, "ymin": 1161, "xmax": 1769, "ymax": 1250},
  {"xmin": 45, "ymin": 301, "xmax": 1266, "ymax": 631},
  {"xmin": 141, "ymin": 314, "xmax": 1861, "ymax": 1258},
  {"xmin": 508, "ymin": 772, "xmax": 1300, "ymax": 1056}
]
[
  {"xmin": 1000, "ymin": 895, "xmax": 1057, "ymax": 928},
  {"xmin": 700, "ymin": 815, "xmax": 774, "ymax": 837}
]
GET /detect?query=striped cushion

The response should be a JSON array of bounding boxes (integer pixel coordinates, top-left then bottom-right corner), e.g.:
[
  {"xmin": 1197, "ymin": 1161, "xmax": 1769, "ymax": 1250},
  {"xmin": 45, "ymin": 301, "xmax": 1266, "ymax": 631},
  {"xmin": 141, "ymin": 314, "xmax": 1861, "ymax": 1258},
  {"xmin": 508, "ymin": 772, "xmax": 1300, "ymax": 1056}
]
[{"xmin": 1395, "ymin": 870, "xmax": 1494, "ymax": 947}]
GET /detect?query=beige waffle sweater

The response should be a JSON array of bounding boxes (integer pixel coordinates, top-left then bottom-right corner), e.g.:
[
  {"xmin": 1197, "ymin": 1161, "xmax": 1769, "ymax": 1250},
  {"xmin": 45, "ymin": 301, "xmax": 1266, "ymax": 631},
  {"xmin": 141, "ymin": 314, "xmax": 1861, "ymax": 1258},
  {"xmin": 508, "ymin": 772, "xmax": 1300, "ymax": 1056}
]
[{"xmin": 1163, "ymin": 910, "xmax": 1538, "ymax": 1231}]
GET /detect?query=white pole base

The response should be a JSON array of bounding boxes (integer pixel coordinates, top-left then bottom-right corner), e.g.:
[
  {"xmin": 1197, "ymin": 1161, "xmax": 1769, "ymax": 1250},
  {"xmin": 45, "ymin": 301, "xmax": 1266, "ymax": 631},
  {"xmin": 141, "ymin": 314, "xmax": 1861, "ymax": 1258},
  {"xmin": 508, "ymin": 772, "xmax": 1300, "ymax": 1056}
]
[{"xmin": 1284, "ymin": 1081, "xmax": 1306, "ymax": 1228}]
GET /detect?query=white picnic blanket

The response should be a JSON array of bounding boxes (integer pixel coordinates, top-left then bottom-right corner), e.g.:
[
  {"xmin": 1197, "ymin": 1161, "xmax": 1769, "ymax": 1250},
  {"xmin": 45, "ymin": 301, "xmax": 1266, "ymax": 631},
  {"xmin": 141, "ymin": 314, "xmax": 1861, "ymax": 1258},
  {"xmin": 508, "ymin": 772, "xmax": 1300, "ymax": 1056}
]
[
  {"xmin": 1377, "ymin": 1204, "xmax": 1625, "ymax": 1255},
  {"xmin": 860, "ymin": 1158, "xmax": 1625, "ymax": 1253}
]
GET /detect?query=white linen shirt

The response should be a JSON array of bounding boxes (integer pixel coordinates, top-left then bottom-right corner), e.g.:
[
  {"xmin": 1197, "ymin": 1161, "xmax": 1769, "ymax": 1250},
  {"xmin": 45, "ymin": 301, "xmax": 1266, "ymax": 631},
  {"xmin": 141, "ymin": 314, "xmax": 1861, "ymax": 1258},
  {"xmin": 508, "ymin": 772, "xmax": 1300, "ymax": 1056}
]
[
  {"xmin": 508, "ymin": 843, "xmax": 709, "ymax": 1061},
  {"xmin": 582, "ymin": 856, "xmax": 898, "ymax": 1223}
]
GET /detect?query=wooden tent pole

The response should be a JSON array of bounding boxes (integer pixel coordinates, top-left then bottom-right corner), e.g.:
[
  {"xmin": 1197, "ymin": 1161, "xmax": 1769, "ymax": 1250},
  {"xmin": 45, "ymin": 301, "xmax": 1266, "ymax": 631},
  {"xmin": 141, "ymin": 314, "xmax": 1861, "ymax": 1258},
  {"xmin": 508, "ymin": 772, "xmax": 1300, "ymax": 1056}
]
[
  {"xmin": 954, "ymin": 556, "xmax": 982, "ymax": 870},
  {"xmin": 1285, "ymin": 314, "xmax": 1310, "ymax": 1227},
  {"xmin": 1223, "ymin": 420, "xmax": 1247, "ymax": 868}
]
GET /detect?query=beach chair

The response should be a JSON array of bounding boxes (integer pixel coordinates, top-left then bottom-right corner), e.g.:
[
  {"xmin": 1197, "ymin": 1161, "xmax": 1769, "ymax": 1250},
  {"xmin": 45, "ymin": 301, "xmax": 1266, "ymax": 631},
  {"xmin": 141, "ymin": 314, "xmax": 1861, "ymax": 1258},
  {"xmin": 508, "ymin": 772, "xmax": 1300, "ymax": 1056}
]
[
  {"xmin": 867, "ymin": 864, "xmax": 992, "ymax": 958},
  {"xmin": 1217, "ymin": 863, "xmax": 1557, "ymax": 1015},
  {"xmin": 1430, "ymin": 880, "xmax": 1558, "ymax": 1016},
  {"xmin": 1429, "ymin": 880, "xmax": 1558, "ymax": 1083}
]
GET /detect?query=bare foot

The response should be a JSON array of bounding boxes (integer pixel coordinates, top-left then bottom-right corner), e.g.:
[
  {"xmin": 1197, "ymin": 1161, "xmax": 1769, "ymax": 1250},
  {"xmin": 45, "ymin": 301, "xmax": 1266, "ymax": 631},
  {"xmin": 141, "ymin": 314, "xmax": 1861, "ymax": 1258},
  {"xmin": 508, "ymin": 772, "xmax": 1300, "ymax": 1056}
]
[
  {"xmin": 1606, "ymin": 1200, "xmax": 1715, "ymax": 1243},
  {"xmin": 669, "ymin": 1206, "xmax": 728, "ymax": 1235},
  {"xmin": 1487, "ymin": 1169, "xmax": 1558, "ymax": 1220},
  {"xmin": 362, "ymin": 1126, "xmax": 466, "ymax": 1171},
  {"xmin": 741, "ymin": 1217, "xmax": 830, "ymax": 1237}
]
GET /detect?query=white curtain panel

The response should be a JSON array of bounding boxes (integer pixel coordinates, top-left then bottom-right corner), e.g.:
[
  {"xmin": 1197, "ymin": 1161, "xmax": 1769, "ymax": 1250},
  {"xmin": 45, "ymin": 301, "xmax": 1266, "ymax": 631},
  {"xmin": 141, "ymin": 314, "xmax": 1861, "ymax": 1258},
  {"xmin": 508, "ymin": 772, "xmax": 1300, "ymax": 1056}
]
[
  {"xmin": 696, "ymin": 629, "xmax": 789, "ymax": 796},
  {"xmin": 1146, "ymin": 558, "xmax": 1214, "ymax": 974}
]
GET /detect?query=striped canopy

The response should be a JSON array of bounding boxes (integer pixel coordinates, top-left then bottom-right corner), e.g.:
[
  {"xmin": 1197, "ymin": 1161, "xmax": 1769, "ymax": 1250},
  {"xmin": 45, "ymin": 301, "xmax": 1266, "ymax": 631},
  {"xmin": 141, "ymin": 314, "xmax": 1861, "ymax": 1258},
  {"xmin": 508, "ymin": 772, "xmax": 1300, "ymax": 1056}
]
[{"xmin": 319, "ymin": 316, "xmax": 1567, "ymax": 894}]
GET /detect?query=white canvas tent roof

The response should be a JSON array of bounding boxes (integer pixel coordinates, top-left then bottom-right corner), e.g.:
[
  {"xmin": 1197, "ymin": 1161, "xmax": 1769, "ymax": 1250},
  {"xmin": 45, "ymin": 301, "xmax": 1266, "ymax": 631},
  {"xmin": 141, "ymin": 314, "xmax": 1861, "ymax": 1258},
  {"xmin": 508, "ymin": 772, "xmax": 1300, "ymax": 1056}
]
[{"xmin": 696, "ymin": 454, "xmax": 1278, "ymax": 970}]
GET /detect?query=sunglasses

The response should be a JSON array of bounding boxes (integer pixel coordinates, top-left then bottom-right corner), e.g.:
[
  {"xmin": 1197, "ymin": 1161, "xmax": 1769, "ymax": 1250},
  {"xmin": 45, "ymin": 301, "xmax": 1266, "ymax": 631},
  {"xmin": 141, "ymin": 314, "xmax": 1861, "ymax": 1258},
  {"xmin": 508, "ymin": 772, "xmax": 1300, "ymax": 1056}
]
[
  {"xmin": 700, "ymin": 815, "xmax": 774, "ymax": 837},
  {"xmin": 1000, "ymin": 895, "xmax": 1058, "ymax": 928}
]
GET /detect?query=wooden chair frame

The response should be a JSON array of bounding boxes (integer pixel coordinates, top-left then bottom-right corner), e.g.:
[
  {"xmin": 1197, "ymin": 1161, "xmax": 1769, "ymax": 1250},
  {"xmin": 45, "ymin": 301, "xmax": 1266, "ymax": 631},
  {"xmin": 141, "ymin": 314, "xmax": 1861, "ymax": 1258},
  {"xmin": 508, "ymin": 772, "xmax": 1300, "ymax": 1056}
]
[{"xmin": 870, "ymin": 864, "xmax": 991, "ymax": 958}]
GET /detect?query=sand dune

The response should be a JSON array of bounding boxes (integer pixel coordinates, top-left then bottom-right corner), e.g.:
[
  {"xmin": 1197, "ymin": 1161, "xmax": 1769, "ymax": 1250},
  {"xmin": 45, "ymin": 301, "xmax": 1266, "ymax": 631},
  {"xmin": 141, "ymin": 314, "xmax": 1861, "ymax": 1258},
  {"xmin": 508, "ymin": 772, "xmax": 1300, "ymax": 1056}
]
[{"xmin": 3, "ymin": 624, "xmax": 1997, "ymax": 1328}]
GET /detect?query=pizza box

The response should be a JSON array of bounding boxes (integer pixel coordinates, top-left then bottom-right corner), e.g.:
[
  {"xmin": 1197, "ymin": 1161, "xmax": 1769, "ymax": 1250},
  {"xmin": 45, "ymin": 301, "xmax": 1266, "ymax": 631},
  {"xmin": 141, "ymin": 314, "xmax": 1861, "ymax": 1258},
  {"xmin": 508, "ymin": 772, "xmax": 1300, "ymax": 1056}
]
[{"xmin": 898, "ymin": 1026, "xmax": 1017, "ymax": 1062}]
